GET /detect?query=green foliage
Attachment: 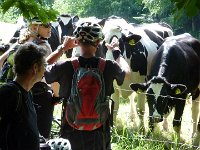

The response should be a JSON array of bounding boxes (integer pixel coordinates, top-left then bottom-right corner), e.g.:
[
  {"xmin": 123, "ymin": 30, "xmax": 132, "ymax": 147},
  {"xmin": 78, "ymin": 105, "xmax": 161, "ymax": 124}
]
[
  {"xmin": 171, "ymin": 0, "xmax": 200, "ymax": 16},
  {"xmin": 1, "ymin": 0, "xmax": 200, "ymax": 39},
  {"xmin": 0, "ymin": 0, "xmax": 59, "ymax": 23},
  {"xmin": 0, "ymin": 7, "xmax": 19, "ymax": 23},
  {"xmin": 52, "ymin": 0, "xmax": 145, "ymax": 22},
  {"xmin": 52, "ymin": 0, "xmax": 69, "ymax": 15}
]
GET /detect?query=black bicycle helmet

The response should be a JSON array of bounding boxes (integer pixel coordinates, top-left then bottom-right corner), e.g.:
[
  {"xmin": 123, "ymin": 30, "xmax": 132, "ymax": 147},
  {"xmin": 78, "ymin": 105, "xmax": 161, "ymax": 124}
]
[
  {"xmin": 27, "ymin": 17, "xmax": 43, "ymax": 26},
  {"xmin": 73, "ymin": 22, "xmax": 104, "ymax": 44}
]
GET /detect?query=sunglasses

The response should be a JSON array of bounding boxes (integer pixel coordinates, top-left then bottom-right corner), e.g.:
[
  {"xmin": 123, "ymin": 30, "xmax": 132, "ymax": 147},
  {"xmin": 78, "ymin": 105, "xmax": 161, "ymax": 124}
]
[
  {"xmin": 40, "ymin": 23, "xmax": 51, "ymax": 28},
  {"xmin": 43, "ymin": 62, "xmax": 48, "ymax": 68}
]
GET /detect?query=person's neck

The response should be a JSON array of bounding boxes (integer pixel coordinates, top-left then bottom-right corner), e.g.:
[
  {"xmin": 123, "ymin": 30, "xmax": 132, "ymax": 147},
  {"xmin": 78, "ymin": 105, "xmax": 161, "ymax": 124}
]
[
  {"xmin": 81, "ymin": 53, "xmax": 95, "ymax": 58},
  {"xmin": 27, "ymin": 36, "xmax": 37, "ymax": 42},
  {"xmin": 14, "ymin": 75, "xmax": 35, "ymax": 91},
  {"xmin": 80, "ymin": 46, "xmax": 96, "ymax": 58}
]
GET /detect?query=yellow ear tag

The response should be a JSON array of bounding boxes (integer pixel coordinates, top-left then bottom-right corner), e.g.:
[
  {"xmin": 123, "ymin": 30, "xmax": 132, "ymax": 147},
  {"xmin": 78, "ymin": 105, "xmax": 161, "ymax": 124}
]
[
  {"xmin": 175, "ymin": 88, "xmax": 181, "ymax": 95},
  {"xmin": 129, "ymin": 39, "xmax": 135, "ymax": 46},
  {"xmin": 137, "ymin": 89, "xmax": 143, "ymax": 93}
]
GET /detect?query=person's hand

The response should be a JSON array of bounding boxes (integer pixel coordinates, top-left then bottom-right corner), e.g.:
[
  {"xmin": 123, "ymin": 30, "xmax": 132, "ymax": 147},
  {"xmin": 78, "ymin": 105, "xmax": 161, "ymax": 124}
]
[
  {"xmin": 62, "ymin": 36, "xmax": 78, "ymax": 52},
  {"xmin": 105, "ymin": 37, "xmax": 119, "ymax": 50}
]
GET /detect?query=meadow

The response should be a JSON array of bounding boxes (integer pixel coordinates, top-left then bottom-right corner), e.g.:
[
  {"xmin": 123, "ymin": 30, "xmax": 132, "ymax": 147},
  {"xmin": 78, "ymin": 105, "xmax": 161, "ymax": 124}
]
[
  {"xmin": 111, "ymin": 94, "xmax": 198, "ymax": 150},
  {"xmin": 52, "ymin": 93, "xmax": 198, "ymax": 150},
  {"xmin": 0, "ymin": 22, "xmax": 199, "ymax": 150}
]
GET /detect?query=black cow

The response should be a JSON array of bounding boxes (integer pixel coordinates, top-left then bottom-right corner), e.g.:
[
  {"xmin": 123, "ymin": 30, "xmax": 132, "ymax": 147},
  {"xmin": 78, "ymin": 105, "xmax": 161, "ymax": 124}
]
[
  {"xmin": 130, "ymin": 33, "xmax": 200, "ymax": 146},
  {"xmin": 54, "ymin": 14, "xmax": 79, "ymax": 57}
]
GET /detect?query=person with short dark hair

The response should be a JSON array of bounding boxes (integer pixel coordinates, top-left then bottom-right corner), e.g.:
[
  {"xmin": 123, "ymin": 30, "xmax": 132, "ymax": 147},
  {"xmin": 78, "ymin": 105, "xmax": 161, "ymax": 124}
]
[
  {"xmin": 0, "ymin": 42, "xmax": 47, "ymax": 150},
  {"xmin": 19, "ymin": 17, "xmax": 54, "ymax": 138}
]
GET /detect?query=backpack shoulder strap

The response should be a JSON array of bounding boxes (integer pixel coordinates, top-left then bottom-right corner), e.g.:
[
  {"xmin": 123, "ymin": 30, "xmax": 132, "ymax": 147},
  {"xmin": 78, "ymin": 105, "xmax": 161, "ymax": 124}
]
[
  {"xmin": 98, "ymin": 58, "xmax": 106, "ymax": 73},
  {"xmin": 71, "ymin": 57, "xmax": 79, "ymax": 71}
]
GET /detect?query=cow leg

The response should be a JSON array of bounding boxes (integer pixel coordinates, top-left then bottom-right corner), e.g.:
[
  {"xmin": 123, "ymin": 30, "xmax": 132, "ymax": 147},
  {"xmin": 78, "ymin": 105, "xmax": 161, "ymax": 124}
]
[
  {"xmin": 111, "ymin": 86, "xmax": 120, "ymax": 123},
  {"xmin": 146, "ymin": 115, "xmax": 154, "ymax": 137},
  {"xmin": 129, "ymin": 92, "xmax": 137, "ymax": 121},
  {"xmin": 163, "ymin": 113, "xmax": 171, "ymax": 131},
  {"xmin": 193, "ymin": 116, "xmax": 200, "ymax": 147},
  {"xmin": 172, "ymin": 99, "xmax": 186, "ymax": 142},
  {"xmin": 136, "ymin": 93, "xmax": 146, "ymax": 132},
  {"xmin": 192, "ymin": 88, "xmax": 200, "ymax": 146},
  {"xmin": 192, "ymin": 99, "xmax": 200, "ymax": 136}
]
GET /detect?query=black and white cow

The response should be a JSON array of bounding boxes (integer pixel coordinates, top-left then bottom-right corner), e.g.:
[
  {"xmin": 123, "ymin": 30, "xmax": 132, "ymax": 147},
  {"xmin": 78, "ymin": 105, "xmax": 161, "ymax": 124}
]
[
  {"xmin": 130, "ymin": 33, "xmax": 200, "ymax": 146},
  {"xmin": 103, "ymin": 16, "xmax": 173, "ymax": 130},
  {"xmin": 131, "ymin": 22, "xmax": 173, "ymax": 39},
  {"xmin": 52, "ymin": 14, "xmax": 79, "ymax": 41}
]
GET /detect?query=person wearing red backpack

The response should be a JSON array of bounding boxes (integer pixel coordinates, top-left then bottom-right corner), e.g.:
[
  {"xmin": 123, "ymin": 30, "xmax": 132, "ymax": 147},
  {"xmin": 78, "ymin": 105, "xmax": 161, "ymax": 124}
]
[{"xmin": 45, "ymin": 22, "xmax": 130, "ymax": 150}]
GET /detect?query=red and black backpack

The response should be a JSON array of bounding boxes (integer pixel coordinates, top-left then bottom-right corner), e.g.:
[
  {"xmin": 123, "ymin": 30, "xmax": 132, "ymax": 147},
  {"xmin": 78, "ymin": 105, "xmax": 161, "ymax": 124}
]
[{"xmin": 65, "ymin": 57, "xmax": 110, "ymax": 131}]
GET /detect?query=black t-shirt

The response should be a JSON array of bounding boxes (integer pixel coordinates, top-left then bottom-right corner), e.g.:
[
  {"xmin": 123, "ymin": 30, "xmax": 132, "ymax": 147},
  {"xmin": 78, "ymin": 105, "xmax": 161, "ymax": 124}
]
[
  {"xmin": 0, "ymin": 81, "xmax": 39, "ymax": 150},
  {"xmin": 45, "ymin": 56, "xmax": 125, "ymax": 99}
]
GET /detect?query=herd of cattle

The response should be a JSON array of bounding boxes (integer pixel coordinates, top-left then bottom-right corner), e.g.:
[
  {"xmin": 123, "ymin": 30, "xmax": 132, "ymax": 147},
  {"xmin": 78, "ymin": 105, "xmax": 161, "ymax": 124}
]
[{"xmin": 0, "ymin": 14, "xmax": 200, "ymax": 146}]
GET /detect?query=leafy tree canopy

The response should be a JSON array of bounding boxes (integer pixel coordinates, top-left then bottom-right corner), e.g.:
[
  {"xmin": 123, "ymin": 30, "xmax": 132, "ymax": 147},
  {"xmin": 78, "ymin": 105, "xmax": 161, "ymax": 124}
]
[
  {"xmin": 137, "ymin": 0, "xmax": 200, "ymax": 17},
  {"xmin": 171, "ymin": 0, "xmax": 200, "ymax": 16},
  {"xmin": 0, "ymin": 0, "xmax": 59, "ymax": 23}
]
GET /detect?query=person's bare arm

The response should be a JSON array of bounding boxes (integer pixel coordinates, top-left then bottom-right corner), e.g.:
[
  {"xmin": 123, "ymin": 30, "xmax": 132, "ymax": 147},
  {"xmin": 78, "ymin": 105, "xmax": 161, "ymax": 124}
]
[
  {"xmin": 106, "ymin": 38, "xmax": 131, "ymax": 79},
  {"xmin": 46, "ymin": 36, "xmax": 78, "ymax": 64}
]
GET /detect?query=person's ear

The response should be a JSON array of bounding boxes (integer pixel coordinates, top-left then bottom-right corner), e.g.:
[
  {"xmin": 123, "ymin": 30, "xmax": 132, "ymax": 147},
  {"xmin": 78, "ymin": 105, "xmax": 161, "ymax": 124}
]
[
  {"xmin": 32, "ymin": 63, "xmax": 38, "ymax": 75},
  {"xmin": 95, "ymin": 40, "xmax": 101, "ymax": 46},
  {"xmin": 31, "ymin": 24, "xmax": 38, "ymax": 31},
  {"xmin": 75, "ymin": 39, "xmax": 80, "ymax": 45}
]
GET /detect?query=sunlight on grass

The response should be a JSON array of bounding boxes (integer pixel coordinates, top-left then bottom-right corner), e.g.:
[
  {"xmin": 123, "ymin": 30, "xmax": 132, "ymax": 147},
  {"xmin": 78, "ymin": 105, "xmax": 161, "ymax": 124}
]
[
  {"xmin": 112, "ymin": 95, "xmax": 196, "ymax": 150},
  {"xmin": 52, "ymin": 94, "xmax": 197, "ymax": 149}
]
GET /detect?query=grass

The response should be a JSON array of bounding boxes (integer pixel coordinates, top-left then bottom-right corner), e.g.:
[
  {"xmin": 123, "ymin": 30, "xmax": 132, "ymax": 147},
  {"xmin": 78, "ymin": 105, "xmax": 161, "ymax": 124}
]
[
  {"xmin": 111, "ymin": 125, "xmax": 165, "ymax": 150},
  {"xmin": 51, "ymin": 95, "xmax": 199, "ymax": 149},
  {"xmin": 110, "ymin": 96, "xmax": 198, "ymax": 150}
]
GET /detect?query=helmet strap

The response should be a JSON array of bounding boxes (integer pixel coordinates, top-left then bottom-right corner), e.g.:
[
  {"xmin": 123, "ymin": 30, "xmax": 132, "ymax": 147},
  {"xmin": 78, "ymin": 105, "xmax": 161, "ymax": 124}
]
[{"xmin": 28, "ymin": 24, "xmax": 40, "ymax": 38}]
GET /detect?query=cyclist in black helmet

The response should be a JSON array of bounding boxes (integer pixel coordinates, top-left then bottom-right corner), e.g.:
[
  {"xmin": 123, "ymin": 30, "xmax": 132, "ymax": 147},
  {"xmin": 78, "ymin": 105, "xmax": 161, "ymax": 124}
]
[{"xmin": 45, "ymin": 22, "xmax": 130, "ymax": 150}]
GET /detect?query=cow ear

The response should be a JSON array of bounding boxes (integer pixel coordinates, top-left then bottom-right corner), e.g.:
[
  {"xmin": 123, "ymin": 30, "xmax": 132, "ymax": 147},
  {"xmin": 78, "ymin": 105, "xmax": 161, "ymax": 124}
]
[
  {"xmin": 98, "ymin": 18, "xmax": 106, "ymax": 27},
  {"xmin": 121, "ymin": 33, "xmax": 141, "ymax": 44},
  {"xmin": 130, "ymin": 83, "xmax": 148, "ymax": 93},
  {"xmin": 72, "ymin": 15, "xmax": 79, "ymax": 23},
  {"xmin": 129, "ymin": 34, "xmax": 142, "ymax": 44},
  {"xmin": 171, "ymin": 84, "xmax": 187, "ymax": 95}
]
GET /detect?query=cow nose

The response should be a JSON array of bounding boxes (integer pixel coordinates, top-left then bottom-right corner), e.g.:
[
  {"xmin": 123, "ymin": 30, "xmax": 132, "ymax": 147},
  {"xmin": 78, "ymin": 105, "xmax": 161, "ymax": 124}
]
[{"xmin": 152, "ymin": 110, "xmax": 162, "ymax": 123}]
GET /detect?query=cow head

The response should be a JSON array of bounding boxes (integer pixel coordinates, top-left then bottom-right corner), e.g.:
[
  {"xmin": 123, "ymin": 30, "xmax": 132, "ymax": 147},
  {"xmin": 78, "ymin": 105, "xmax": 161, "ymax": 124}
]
[
  {"xmin": 121, "ymin": 32, "xmax": 142, "ymax": 59},
  {"xmin": 130, "ymin": 76, "xmax": 187, "ymax": 123},
  {"xmin": 103, "ymin": 25, "xmax": 122, "ymax": 44},
  {"xmin": 59, "ymin": 14, "xmax": 79, "ymax": 37},
  {"xmin": 59, "ymin": 14, "xmax": 72, "ymax": 26}
]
